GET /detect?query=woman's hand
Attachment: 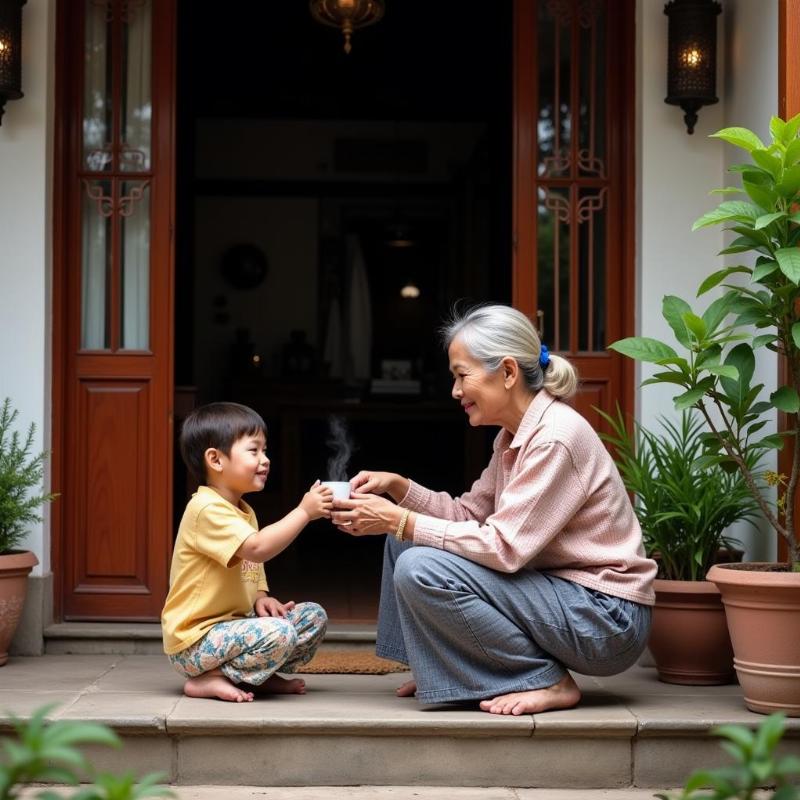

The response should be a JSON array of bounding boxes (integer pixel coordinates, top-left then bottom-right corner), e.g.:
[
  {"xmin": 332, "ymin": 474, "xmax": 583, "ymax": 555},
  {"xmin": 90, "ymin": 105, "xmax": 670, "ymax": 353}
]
[
  {"xmin": 350, "ymin": 470, "xmax": 409, "ymax": 501},
  {"xmin": 332, "ymin": 494, "xmax": 401, "ymax": 536}
]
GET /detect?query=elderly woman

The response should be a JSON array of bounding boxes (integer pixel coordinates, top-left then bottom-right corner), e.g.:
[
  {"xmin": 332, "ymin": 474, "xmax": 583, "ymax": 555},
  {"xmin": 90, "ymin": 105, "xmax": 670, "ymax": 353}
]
[{"xmin": 332, "ymin": 304, "xmax": 656, "ymax": 715}]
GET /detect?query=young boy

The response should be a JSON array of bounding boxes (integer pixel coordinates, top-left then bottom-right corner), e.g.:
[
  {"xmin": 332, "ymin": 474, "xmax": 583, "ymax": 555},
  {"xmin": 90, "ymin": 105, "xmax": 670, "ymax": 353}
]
[{"xmin": 162, "ymin": 402, "xmax": 333, "ymax": 702}]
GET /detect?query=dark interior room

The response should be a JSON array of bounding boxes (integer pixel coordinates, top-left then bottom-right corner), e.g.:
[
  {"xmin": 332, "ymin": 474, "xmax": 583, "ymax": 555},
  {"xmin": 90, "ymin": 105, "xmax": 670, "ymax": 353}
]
[{"xmin": 174, "ymin": 1, "xmax": 513, "ymax": 620}]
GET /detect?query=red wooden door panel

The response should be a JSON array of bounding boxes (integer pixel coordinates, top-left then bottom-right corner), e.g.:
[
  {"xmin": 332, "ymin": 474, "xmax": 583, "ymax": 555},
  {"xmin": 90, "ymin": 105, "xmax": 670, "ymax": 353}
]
[
  {"xmin": 54, "ymin": 0, "xmax": 175, "ymax": 620},
  {"xmin": 513, "ymin": 0, "xmax": 635, "ymax": 426}
]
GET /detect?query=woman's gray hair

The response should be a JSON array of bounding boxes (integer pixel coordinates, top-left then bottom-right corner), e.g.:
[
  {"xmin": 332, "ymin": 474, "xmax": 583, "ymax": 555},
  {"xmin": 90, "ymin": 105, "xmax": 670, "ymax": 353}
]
[{"xmin": 441, "ymin": 304, "xmax": 578, "ymax": 399}]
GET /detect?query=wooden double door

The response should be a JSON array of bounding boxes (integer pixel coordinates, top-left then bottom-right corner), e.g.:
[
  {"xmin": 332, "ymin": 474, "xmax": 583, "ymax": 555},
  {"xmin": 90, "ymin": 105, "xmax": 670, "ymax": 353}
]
[{"xmin": 53, "ymin": 0, "xmax": 635, "ymax": 620}]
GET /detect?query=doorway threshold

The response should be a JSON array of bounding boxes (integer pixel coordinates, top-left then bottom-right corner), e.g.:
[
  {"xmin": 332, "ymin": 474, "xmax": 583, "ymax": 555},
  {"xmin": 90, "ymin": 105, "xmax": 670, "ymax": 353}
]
[{"xmin": 43, "ymin": 622, "xmax": 377, "ymax": 655}]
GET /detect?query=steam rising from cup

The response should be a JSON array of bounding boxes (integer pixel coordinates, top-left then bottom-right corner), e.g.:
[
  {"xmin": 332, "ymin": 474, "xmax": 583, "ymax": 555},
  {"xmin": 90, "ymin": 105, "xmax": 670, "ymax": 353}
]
[{"xmin": 326, "ymin": 415, "xmax": 353, "ymax": 482}]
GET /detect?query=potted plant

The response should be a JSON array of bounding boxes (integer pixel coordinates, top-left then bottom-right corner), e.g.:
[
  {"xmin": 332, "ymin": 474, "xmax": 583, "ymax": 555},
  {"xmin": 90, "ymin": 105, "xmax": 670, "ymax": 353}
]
[
  {"xmin": 609, "ymin": 113, "xmax": 800, "ymax": 715},
  {"xmin": 598, "ymin": 407, "xmax": 758, "ymax": 685},
  {"xmin": 0, "ymin": 397, "xmax": 56, "ymax": 666}
]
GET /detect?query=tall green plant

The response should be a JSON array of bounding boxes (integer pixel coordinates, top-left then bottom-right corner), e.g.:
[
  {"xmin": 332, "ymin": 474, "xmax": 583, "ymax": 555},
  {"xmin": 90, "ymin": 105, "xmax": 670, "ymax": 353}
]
[
  {"xmin": 0, "ymin": 398, "xmax": 57, "ymax": 555},
  {"xmin": 609, "ymin": 113, "xmax": 800, "ymax": 570},
  {"xmin": 597, "ymin": 408, "xmax": 759, "ymax": 581}
]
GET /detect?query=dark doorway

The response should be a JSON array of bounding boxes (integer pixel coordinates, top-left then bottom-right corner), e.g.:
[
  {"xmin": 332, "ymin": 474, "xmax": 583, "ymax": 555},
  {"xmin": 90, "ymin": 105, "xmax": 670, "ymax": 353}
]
[{"xmin": 174, "ymin": 1, "xmax": 513, "ymax": 621}]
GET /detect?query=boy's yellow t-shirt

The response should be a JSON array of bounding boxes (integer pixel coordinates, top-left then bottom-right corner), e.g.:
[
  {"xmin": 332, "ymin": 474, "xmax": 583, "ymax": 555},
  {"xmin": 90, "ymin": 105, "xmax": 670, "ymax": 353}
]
[{"xmin": 161, "ymin": 485, "xmax": 268, "ymax": 655}]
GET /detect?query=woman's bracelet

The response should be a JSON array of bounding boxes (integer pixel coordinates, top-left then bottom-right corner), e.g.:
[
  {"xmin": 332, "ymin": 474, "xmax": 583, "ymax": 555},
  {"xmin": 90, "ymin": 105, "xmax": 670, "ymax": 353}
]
[{"xmin": 395, "ymin": 507, "xmax": 410, "ymax": 542}]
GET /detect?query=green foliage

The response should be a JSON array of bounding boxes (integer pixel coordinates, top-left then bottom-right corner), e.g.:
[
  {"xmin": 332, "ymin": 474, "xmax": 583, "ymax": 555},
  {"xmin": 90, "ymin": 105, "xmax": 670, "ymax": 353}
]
[
  {"xmin": 0, "ymin": 704, "xmax": 174, "ymax": 800},
  {"xmin": 655, "ymin": 712, "xmax": 800, "ymax": 799},
  {"xmin": 0, "ymin": 398, "xmax": 57, "ymax": 555},
  {"xmin": 609, "ymin": 113, "xmax": 800, "ymax": 569},
  {"xmin": 597, "ymin": 407, "xmax": 760, "ymax": 581}
]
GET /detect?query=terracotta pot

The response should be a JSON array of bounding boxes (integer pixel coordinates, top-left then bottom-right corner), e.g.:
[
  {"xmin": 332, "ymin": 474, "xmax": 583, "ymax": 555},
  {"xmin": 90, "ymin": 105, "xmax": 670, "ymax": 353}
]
[
  {"xmin": 0, "ymin": 550, "xmax": 39, "ymax": 666},
  {"xmin": 648, "ymin": 578, "xmax": 735, "ymax": 685},
  {"xmin": 707, "ymin": 563, "xmax": 800, "ymax": 716}
]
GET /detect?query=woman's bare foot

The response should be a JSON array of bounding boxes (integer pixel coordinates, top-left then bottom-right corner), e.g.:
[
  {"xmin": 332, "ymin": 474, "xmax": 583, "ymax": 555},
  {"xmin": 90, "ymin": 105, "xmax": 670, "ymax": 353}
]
[
  {"xmin": 478, "ymin": 672, "xmax": 581, "ymax": 716},
  {"xmin": 396, "ymin": 679, "xmax": 416, "ymax": 697},
  {"xmin": 244, "ymin": 674, "xmax": 306, "ymax": 695},
  {"xmin": 184, "ymin": 670, "xmax": 254, "ymax": 703}
]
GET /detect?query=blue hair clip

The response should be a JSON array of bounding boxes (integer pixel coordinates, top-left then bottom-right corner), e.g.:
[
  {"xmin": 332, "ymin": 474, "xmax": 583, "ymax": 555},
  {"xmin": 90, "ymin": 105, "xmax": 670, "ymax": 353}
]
[{"xmin": 539, "ymin": 344, "xmax": 550, "ymax": 370}]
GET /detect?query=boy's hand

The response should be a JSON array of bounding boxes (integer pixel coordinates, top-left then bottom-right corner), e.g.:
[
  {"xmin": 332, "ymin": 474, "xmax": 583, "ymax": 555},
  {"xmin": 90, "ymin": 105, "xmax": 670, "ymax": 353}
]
[
  {"xmin": 299, "ymin": 480, "xmax": 334, "ymax": 521},
  {"xmin": 255, "ymin": 595, "xmax": 296, "ymax": 618}
]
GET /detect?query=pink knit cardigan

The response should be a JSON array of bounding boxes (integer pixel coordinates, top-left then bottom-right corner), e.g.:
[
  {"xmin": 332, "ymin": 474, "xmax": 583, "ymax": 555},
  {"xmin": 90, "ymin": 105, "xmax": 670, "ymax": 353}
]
[{"xmin": 404, "ymin": 390, "xmax": 657, "ymax": 605}]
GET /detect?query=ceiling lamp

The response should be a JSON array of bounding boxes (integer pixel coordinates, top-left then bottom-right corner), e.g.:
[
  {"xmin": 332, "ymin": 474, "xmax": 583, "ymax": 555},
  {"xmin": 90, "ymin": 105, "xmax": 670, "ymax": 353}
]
[
  {"xmin": 400, "ymin": 282, "xmax": 420, "ymax": 299},
  {"xmin": 310, "ymin": 0, "xmax": 385, "ymax": 55},
  {"xmin": 664, "ymin": 0, "xmax": 721, "ymax": 135}
]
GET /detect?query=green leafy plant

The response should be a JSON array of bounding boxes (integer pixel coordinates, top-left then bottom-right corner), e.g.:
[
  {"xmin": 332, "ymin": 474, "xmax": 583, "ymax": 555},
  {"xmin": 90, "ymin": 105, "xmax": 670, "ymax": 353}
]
[
  {"xmin": 609, "ymin": 114, "xmax": 800, "ymax": 570},
  {"xmin": 656, "ymin": 712, "xmax": 800, "ymax": 799},
  {"xmin": 0, "ymin": 398, "xmax": 57, "ymax": 555},
  {"xmin": 597, "ymin": 407, "xmax": 759, "ymax": 581},
  {"xmin": 0, "ymin": 704, "xmax": 174, "ymax": 800}
]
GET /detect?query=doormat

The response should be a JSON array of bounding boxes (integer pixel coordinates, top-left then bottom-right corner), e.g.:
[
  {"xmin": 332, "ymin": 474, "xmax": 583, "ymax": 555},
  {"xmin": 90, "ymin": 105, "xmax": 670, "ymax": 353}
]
[{"xmin": 295, "ymin": 650, "xmax": 410, "ymax": 675}]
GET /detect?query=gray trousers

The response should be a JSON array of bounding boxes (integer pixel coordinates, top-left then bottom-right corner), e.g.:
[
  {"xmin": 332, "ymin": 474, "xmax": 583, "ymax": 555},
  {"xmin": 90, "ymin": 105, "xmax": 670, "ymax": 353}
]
[{"xmin": 376, "ymin": 537, "xmax": 652, "ymax": 704}]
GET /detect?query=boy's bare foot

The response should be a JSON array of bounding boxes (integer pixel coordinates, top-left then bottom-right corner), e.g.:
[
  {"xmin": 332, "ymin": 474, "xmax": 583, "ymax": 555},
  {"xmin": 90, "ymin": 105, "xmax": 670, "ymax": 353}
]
[
  {"xmin": 184, "ymin": 670, "xmax": 254, "ymax": 703},
  {"xmin": 479, "ymin": 672, "xmax": 581, "ymax": 716},
  {"xmin": 248, "ymin": 674, "xmax": 306, "ymax": 695},
  {"xmin": 396, "ymin": 679, "xmax": 416, "ymax": 697}
]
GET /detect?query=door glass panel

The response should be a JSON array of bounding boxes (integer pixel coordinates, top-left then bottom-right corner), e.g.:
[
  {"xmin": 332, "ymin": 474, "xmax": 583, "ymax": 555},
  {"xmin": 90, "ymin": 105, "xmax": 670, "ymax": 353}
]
[
  {"xmin": 120, "ymin": 181, "xmax": 151, "ymax": 349},
  {"xmin": 120, "ymin": 0, "xmax": 152, "ymax": 172},
  {"xmin": 537, "ymin": 186, "xmax": 571, "ymax": 352},
  {"xmin": 81, "ymin": 180, "xmax": 113, "ymax": 350},
  {"xmin": 82, "ymin": 0, "xmax": 113, "ymax": 173},
  {"xmin": 537, "ymin": 1, "xmax": 572, "ymax": 177},
  {"xmin": 578, "ymin": 2, "xmax": 606, "ymax": 178},
  {"xmin": 577, "ymin": 187, "xmax": 607, "ymax": 352}
]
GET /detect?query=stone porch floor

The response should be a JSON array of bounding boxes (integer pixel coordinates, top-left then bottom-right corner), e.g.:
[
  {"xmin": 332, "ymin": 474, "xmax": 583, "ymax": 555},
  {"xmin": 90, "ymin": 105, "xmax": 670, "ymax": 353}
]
[{"xmin": 1, "ymin": 654, "xmax": 799, "ymax": 794}]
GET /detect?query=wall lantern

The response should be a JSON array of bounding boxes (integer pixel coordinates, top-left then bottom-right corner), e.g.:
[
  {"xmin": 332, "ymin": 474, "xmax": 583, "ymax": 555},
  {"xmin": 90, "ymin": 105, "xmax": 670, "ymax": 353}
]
[
  {"xmin": 664, "ymin": 0, "xmax": 721, "ymax": 134},
  {"xmin": 0, "ymin": 0, "xmax": 25, "ymax": 126},
  {"xmin": 309, "ymin": 0, "xmax": 384, "ymax": 55}
]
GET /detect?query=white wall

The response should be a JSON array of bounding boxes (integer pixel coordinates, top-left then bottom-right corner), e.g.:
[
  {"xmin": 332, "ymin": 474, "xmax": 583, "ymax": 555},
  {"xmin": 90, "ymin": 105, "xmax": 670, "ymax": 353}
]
[
  {"xmin": 0, "ymin": 0, "xmax": 54, "ymax": 576},
  {"xmin": 636, "ymin": 0, "xmax": 779, "ymax": 561}
]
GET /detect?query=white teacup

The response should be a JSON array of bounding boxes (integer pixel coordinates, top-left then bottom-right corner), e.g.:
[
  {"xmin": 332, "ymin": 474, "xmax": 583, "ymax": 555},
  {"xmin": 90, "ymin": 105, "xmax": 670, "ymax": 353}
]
[{"xmin": 321, "ymin": 480, "xmax": 351, "ymax": 500}]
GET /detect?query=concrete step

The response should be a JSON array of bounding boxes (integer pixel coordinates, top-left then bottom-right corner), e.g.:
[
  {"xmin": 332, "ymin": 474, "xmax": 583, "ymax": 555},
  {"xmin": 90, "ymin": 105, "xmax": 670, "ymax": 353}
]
[
  {"xmin": 1, "ymin": 655, "xmax": 798, "ymax": 790},
  {"xmin": 43, "ymin": 622, "xmax": 376, "ymax": 655},
  {"xmin": 19, "ymin": 787, "xmax": 680, "ymax": 799}
]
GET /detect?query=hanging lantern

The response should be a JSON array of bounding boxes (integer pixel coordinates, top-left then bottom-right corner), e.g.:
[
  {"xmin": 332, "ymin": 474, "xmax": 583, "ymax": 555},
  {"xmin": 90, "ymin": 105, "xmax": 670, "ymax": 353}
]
[
  {"xmin": 0, "ymin": 0, "xmax": 26, "ymax": 126},
  {"xmin": 664, "ymin": 0, "xmax": 721, "ymax": 135},
  {"xmin": 310, "ymin": 0, "xmax": 385, "ymax": 55}
]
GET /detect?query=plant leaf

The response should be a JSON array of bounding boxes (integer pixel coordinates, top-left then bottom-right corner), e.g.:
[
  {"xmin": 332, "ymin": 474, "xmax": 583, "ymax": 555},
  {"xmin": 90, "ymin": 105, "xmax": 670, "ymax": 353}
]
[
  {"xmin": 754, "ymin": 211, "xmax": 787, "ymax": 229},
  {"xmin": 608, "ymin": 337, "xmax": 678, "ymax": 363},
  {"xmin": 771, "ymin": 386, "xmax": 800, "ymax": 413},
  {"xmin": 776, "ymin": 247, "xmax": 800, "ymax": 284},
  {"xmin": 692, "ymin": 201, "xmax": 760, "ymax": 231},
  {"xmin": 720, "ymin": 343, "xmax": 755, "ymax": 410},
  {"xmin": 697, "ymin": 266, "xmax": 750, "ymax": 296},
  {"xmin": 751, "ymin": 148, "xmax": 782, "ymax": 179},
  {"xmin": 662, "ymin": 296, "xmax": 692, "ymax": 347},
  {"xmin": 785, "ymin": 137, "xmax": 800, "ymax": 165},
  {"xmin": 758, "ymin": 433, "xmax": 785, "ymax": 450},
  {"xmin": 743, "ymin": 179, "xmax": 777, "ymax": 210},
  {"xmin": 706, "ymin": 365, "xmax": 739, "ymax": 380},
  {"xmin": 753, "ymin": 333, "xmax": 776, "ymax": 349},
  {"xmin": 674, "ymin": 387, "xmax": 706, "ymax": 410},
  {"xmin": 752, "ymin": 259, "xmax": 780, "ymax": 282},
  {"xmin": 777, "ymin": 163, "xmax": 800, "ymax": 198},
  {"xmin": 711, "ymin": 126, "xmax": 765, "ymax": 152},
  {"xmin": 682, "ymin": 311, "xmax": 707, "ymax": 342}
]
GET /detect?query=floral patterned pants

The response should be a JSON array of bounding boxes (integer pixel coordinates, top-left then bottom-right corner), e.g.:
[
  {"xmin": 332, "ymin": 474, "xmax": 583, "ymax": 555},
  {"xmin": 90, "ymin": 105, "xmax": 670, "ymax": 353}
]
[{"xmin": 168, "ymin": 601, "xmax": 327, "ymax": 686}]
